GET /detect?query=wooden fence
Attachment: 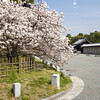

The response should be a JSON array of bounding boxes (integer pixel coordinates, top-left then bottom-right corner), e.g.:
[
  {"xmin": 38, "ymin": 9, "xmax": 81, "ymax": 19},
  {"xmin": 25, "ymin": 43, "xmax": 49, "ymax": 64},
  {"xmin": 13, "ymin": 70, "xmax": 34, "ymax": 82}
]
[{"xmin": 0, "ymin": 56, "xmax": 44, "ymax": 78}]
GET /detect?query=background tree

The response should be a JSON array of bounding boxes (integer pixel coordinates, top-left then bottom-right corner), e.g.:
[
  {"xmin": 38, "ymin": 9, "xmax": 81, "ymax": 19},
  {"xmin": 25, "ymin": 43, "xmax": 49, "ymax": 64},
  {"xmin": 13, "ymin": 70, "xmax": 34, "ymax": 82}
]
[
  {"xmin": 66, "ymin": 33, "xmax": 72, "ymax": 44},
  {"xmin": 85, "ymin": 31, "xmax": 100, "ymax": 43},
  {"xmin": 77, "ymin": 33, "xmax": 84, "ymax": 37},
  {"xmin": 66, "ymin": 33, "xmax": 72, "ymax": 39},
  {"xmin": 66, "ymin": 31, "xmax": 100, "ymax": 44},
  {"xmin": 66, "ymin": 33, "xmax": 84, "ymax": 44}
]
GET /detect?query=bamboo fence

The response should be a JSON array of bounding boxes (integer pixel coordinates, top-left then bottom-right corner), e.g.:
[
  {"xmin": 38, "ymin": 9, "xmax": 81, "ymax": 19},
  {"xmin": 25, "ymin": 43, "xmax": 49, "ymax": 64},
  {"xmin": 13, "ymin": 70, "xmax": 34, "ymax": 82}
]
[{"xmin": 0, "ymin": 56, "xmax": 44, "ymax": 78}]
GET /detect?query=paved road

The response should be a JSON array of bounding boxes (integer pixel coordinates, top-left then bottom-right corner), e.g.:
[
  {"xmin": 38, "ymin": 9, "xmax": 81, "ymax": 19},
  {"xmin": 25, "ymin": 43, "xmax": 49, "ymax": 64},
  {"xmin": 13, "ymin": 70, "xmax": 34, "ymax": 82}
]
[{"xmin": 63, "ymin": 54, "xmax": 100, "ymax": 100}]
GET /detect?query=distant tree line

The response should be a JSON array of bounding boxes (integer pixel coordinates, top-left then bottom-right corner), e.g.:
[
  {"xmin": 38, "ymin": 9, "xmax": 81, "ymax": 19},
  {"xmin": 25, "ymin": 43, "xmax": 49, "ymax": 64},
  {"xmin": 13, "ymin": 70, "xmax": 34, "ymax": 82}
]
[{"xmin": 66, "ymin": 31, "xmax": 100, "ymax": 44}]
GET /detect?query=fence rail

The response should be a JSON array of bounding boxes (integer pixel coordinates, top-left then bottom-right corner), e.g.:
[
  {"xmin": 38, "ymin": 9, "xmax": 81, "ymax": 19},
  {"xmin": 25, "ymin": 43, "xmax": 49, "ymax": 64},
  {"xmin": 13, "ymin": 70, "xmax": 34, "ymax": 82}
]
[{"xmin": 0, "ymin": 56, "xmax": 44, "ymax": 78}]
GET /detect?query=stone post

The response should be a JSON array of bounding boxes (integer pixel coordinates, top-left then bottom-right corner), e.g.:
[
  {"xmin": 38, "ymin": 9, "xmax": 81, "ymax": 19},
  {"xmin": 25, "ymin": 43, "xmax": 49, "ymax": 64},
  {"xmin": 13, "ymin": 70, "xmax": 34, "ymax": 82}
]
[
  {"xmin": 13, "ymin": 83, "xmax": 21, "ymax": 98},
  {"xmin": 51, "ymin": 74, "xmax": 60, "ymax": 88},
  {"xmin": 61, "ymin": 70, "xmax": 66, "ymax": 76},
  {"xmin": 50, "ymin": 63, "xmax": 53, "ymax": 68},
  {"xmin": 57, "ymin": 66, "xmax": 60, "ymax": 72}
]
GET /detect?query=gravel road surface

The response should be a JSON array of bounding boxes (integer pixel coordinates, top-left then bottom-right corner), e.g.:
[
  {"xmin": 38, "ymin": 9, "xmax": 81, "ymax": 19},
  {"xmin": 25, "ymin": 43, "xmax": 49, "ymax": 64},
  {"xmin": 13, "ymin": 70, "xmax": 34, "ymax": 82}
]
[{"xmin": 63, "ymin": 54, "xmax": 100, "ymax": 100}]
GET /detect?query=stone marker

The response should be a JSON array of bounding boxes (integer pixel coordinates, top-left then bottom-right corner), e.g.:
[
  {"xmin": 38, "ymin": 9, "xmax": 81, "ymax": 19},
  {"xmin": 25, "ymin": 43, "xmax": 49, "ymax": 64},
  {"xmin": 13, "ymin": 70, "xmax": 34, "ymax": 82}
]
[
  {"xmin": 52, "ymin": 65, "xmax": 56, "ymax": 69},
  {"xmin": 50, "ymin": 63, "xmax": 53, "ymax": 68},
  {"xmin": 61, "ymin": 70, "xmax": 66, "ymax": 76},
  {"xmin": 13, "ymin": 83, "xmax": 21, "ymax": 98},
  {"xmin": 57, "ymin": 66, "xmax": 60, "ymax": 72},
  {"xmin": 51, "ymin": 74, "xmax": 60, "ymax": 88}
]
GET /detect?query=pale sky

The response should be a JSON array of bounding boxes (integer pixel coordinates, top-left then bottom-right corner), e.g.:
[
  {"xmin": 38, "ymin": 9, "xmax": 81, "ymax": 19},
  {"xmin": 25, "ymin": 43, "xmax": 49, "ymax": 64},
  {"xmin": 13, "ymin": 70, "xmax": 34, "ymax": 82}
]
[{"xmin": 44, "ymin": 0, "xmax": 100, "ymax": 36}]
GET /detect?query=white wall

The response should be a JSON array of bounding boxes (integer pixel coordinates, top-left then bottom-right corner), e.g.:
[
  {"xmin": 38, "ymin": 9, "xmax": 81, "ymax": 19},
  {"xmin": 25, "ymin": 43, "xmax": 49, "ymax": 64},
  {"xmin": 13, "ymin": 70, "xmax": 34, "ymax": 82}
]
[{"xmin": 83, "ymin": 46, "xmax": 100, "ymax": 55}]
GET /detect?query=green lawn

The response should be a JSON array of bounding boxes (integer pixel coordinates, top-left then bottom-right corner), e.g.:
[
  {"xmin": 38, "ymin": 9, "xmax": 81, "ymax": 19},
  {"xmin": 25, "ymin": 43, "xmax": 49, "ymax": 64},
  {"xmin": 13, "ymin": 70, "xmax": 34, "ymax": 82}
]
[{"xmin": 0, "ymin": 64, "xmax": 72, "ymax": 100}]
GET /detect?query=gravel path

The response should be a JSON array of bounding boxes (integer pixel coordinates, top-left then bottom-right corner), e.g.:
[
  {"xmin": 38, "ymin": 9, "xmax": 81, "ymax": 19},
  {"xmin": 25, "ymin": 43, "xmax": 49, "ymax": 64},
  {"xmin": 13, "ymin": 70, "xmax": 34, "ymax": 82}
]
[{"xmin": 62, "ymin": 54, "xmax": 100, "ymax": 100}]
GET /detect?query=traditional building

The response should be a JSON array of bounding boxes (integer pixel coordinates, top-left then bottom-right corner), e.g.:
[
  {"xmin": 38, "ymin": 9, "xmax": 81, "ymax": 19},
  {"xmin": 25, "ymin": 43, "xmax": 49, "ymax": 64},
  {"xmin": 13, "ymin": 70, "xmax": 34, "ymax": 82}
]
[
  {"xmin": 81, "ymin": 43, "xmax": 100, "ymax": 55},
  {"xmin": 73, "ymin": 38, "xmax": 91, "ymax": 53}
]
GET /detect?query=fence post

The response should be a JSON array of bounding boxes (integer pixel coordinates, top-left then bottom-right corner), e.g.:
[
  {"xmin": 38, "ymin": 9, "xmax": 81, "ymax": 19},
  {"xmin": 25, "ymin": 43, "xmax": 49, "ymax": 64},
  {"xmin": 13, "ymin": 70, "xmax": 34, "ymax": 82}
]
[
  {"xmin": 6, "ymin": 57, "xmax": 8, "ymax": 77},
  {"xmin": 15, "ymin": 57, "xmax": 17, "ymax": 72},
  {"xmin": 32, "ymin": 56, "xmax": 33, "ymax": 71},
  {"xmin": 26, "ymin": 57, "xmax": 27, "ymax": 72},
  {"xmin": 12, "ymin": 57, "xmax": 14, "ymax": 71},
  {"xmin": 0, "ymin": 63, "xmax": 1, "ymax": 72},
  {"xmin": 2, "ymin": 58, "xmax": 4, "ymax": 63},
  {"xmin": 33, "ymin": 56, "xmax": 35, "ymax": 71},
  {"xmin": 23, "ymin": 57, "xmax": 25, "ymax": 73},
  {"xmin": 30, "ymin": 56, "xmax": 32, "ymax": 72},
  {"xmin": 19, "ymin": 56, "xmax": 21, "ymax": 73},
  {"xmin": 29, "ymin": 56, "xmax": 30, "ymax": 72}
]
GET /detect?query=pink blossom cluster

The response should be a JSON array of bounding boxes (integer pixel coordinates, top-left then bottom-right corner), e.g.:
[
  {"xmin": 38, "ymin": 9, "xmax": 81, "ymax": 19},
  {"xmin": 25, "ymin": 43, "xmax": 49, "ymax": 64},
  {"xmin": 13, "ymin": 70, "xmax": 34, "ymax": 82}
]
[{"xmin": 0, "ymin": 1, "xmax": 73, "ymax": 66}]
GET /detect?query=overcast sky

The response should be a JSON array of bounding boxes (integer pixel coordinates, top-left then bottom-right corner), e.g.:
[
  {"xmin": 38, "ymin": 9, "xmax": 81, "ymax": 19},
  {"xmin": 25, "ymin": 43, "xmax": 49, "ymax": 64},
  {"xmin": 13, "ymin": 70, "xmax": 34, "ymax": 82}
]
[{"xmin": 44, "ymin": 0, "xmax": 100, "ymax": 36}]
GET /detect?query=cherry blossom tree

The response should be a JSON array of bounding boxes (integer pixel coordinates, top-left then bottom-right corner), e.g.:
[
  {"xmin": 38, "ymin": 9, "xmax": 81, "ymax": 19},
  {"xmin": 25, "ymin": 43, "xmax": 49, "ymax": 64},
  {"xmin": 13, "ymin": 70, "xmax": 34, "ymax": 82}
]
[{"xmin": 0, "ymin": 1, "xmax": 73, "ymax": 66}]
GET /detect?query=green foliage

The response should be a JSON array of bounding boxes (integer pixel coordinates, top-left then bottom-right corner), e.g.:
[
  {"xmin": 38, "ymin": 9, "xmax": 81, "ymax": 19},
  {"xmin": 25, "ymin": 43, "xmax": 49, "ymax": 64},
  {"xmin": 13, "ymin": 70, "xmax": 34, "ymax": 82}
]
[
  {"xmin": 0, "ymin": 68, "xmax": 72, "ymax": 100},
  {"xmin": 29, "ymin": 77, "xmax": 51, "ymax": 88},
  {"xmin": 8, "ymin": 88, "xmax": 13, "ymax": 98},
  {"xmin": 77, "ymin": 33, "xmax": 84, "ymax": 36},
  {"xmin": 60, "ymin": 76, "xmax": 72, "ymax": 87},
  {"xmin": 25, "ymin": 0, "xmax": 34, "ymax": 3},
  {"xmin": 66, "ymin": 33, "xmax": 84, "ymax": 44},
  {"xmin": 53, "ymin": 89, "xmax": 58, "ymax": 94},
  {"xmin": 66, "ymin": 31, "xmax": 100, "ymax": 44},
  {"xmin": 0, "ymin": 57, "xmax": 72, "ymax": 100},
  {"xmin": 85, "ymin": 31, "xmax": 100, "ymax": 43},
  {"xmin": 0, "ymin": 98, "xmax": 3, "ymax": 100},
  {"xmin": 60, "ymin": 71, "xmax": 65, "ymax": 78},
  {"xmin": 8, "ymin": 69, "xmax": 18, "ymax": 83},
  {"xmin": 22, "ymin": 96, "xmax": 31, "ymax": 100},
  {"xmin": 60, "ymin": 72, "xmax": 72, "ymax": 87},
  {"xmin": 66, "ymin": 33, "xmax": 72, "ymax": 39}
]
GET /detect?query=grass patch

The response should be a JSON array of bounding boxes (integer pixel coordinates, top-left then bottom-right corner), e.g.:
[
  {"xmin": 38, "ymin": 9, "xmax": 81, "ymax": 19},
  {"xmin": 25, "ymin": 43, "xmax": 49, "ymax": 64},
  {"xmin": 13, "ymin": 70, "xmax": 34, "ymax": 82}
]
[{"xmin": 0, "ymin": 62, "xmax": 72, "ymax": 100}]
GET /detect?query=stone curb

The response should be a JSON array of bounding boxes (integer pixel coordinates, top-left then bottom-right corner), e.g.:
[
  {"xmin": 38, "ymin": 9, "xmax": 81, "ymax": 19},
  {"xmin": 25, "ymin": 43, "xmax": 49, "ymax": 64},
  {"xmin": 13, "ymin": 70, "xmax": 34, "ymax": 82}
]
[
  {"xmin": 42, "ymin": 76, "xmax": 84, "ymax": 100},
  {"xmin": 86, "ymin": 54, "xmax": 100, "ymax": 57}
]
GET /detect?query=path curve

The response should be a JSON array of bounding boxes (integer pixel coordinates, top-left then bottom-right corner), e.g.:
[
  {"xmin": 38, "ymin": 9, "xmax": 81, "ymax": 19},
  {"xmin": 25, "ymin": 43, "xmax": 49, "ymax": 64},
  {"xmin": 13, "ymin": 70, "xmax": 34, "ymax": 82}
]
[
  {"xmin": 55, "ymin": 76, "xmax": 84, "ymax": 100},
  {"xmin": 63, "ymin": 54, "xmax": 100, "ymax": 100}
]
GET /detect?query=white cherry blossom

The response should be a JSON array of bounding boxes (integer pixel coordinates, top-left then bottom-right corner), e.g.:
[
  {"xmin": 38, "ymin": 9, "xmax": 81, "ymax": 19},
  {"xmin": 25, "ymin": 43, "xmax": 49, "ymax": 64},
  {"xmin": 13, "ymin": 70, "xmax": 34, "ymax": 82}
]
[{"xmin": 0, "ymin": 1, "xmax": 73, "ymax": 66}]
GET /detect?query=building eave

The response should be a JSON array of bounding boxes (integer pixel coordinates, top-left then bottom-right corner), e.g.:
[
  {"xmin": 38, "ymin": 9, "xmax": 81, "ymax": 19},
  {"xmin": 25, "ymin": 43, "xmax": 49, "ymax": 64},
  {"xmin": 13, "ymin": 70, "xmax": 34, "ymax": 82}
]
[{"xmin": 81, "ymin": 43, "xmax": 100, "ymax": 47}]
